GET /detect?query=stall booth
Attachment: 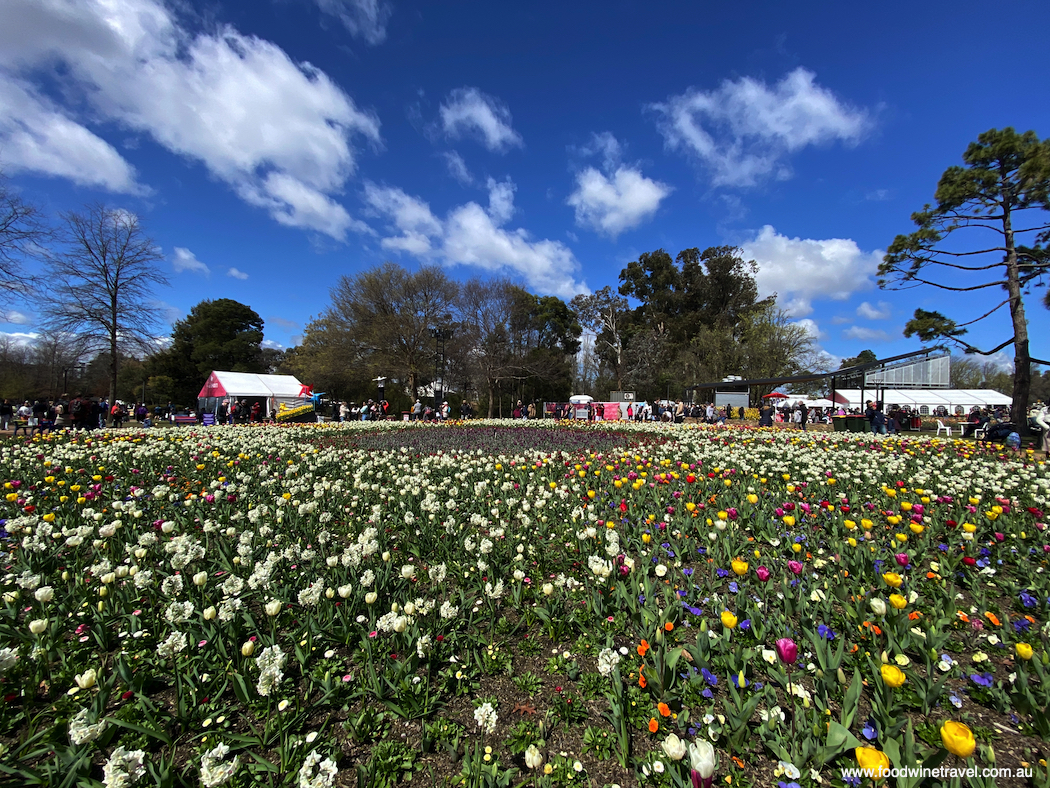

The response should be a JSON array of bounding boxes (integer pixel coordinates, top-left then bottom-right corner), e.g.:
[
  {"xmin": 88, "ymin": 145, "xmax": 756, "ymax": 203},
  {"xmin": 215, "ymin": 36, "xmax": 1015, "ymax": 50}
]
[{"xmin": 198, "ymin": 372, "xmax": 308, "ymax": 421}]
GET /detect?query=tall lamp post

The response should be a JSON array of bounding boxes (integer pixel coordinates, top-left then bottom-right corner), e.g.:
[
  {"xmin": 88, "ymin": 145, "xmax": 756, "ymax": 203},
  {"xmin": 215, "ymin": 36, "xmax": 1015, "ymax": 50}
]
[{"xmin": 430, "ymin": 322, "xmax": 453, "ymax": 412}]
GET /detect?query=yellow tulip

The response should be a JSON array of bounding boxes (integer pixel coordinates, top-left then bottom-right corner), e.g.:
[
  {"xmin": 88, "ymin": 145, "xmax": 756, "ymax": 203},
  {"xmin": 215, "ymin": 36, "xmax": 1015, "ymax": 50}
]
[
  {"xmin": 720, "ymin": 611, "xmax": 738, "ymax": 629},
  {"xmin": 783, "ymin": 515, "xmax": 796, "ymax": 527},
  {"xmin": 1016, "ymin": 643, "xmax": 1034, "ymax": 661},
  {"xmin": 731, "ymin": 559, "xmax": 748, "ymax": 576},
  {"xmin": 747, "ymin": 494, "xmax": 758, "ymax": 504},
  {"xmin": 882, "ymin": 572, "xmax": 903, "ymax": 588},
  {"xmin": 717, "ymin": 510, "xmax": 728, "ymax": 521},
  {"xmin": 880, "ymin": 664, "xmax": 906, "ymax": 688},
  {"xmin": 855, "ymin": 747, "xmax": 890, "ymax": 780},
  {"xmin": 963, "ymin": 523, "xmax": 977, "ymax": 533},
  {"xmin": 888, "ymin": 594, "xmax": 907, "ymax": 610},
  {"xmin": 909, "ymin": 523, "xmax": 924, "ymax": 535},
  {"xmin": 940, "ymin": 721, "xmax": 975, "ymax": 758},
  {"xmin": 844, "ymin": 519, "xmax": 856, "ymax": 530}
]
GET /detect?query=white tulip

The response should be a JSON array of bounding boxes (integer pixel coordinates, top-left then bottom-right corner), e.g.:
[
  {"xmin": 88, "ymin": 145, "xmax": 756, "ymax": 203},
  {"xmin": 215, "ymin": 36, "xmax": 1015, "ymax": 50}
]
[
  {"xmin": 400, "ymin": 565, "xmax": 416, "ymax": 580},
  {"xmin": 203, "ymin": 606, "xmax": 217, "ymax": 620},
  {"xmin": 34, "ymin": 586, "xmax": 54, "ymax": 603},
  {"xmin": 662, "ymin": 733, "xmax": 686, "ymax": 761},
  {"xmin": 870, "ymin": 598, "xmax": 887, "ymax": 616},
  {"xmin": 193, "ymin": 572, "xmax": 208, "ymax": 587},
  {"xmin": 524, "ymin": 744, "xmax": 544, "ymax": 770},
  {"xmin": 241, "ymin": 641, "xmax": 256, "ymax": 657},
  {"xmin": 75, "ymin": 668, "xmax": 97, "ymax": 689},
  {"xmin": 365, "ymin": 592, "xmax": 378, "ymax": 605},
  {"xmin": 689, "ymin": 739, "xmax": 715, "ymax": 778},
  {"xmin": 265, "ymin": 600, "xmax": 282, "ymax": 616},
  {"xmin": 29, "ymin": 618, "xmax": 48, "ymax": 634}
]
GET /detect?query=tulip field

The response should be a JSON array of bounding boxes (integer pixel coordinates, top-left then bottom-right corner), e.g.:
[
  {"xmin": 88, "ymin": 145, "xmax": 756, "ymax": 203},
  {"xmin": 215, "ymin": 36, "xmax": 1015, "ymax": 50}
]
[{"xmin": 2, "ymin": 421, "xmax": 1050, "ymax": 788}]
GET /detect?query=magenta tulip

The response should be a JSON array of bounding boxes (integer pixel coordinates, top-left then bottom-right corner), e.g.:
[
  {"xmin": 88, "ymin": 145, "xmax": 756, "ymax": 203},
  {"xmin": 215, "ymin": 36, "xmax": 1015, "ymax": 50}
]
[
  {"xmin": 787, "ymin": 560, "xmax": 803, "ymax": 575},
  {"xmin": 775, "ymin": 638, "xmax": 798, "ymax": 665},
  {"xmin": 756, "ymin": 566, "xmax": 770, "ymax": 582},
  {"xmin": 894, "ymin": 553, "xmax": 909, "ymax": 567}
]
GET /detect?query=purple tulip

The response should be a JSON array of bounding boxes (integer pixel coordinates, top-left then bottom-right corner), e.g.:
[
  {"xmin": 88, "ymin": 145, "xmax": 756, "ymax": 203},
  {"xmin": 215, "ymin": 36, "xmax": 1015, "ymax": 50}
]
[
  {"xmin": 894, "ymin": 553, "xmax": 909, "ymax": 567},
  {"xmin": 775, "ymin": 638, "xmax": 798, "ymax": 665},
  {"xmin": 756, "ymin": 566, "xmax": 770, "ymax": 582},
  {"xmin": 787, "ymin": 560, "xmax": 803, "ymax": 575}
]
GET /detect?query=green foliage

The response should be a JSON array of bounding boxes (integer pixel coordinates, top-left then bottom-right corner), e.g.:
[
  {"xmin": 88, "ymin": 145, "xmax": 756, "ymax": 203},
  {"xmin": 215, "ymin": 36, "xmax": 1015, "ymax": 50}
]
[{"xmin": 880, "ymin": 127, "xmax": 1050, "ymax": 419}]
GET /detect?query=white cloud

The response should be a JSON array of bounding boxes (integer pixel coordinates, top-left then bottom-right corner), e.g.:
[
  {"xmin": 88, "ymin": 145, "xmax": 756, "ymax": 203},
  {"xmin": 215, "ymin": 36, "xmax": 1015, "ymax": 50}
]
[
  {"xmin": 0, "ymin": 309, "xmax": 33, "ymax": 325},
  {"xmin": 443, "ymin": 151, "xmax": 473, "ymax": 184},
  {"xmin": 842, "ymin": 325, "xmax": 894, "ymax": 343},
  {"xmin": 227, "ymin": 267, "xmax": 249, "ymax": 280},
  {"xmin": 0, "ymin": 0, "xmax": 379, "ymax": 238},
  {"xmin": 309, "ymin": 0, "xmax": 391, "ymax": 44},
  {"xmin": 439, "ymin": 87, "xmax": 522, "ymax": 152},
  {"xmin": 261, "ymin": 338, "xmax": 285, "ymax": 349},
  {"xmin": 567, "ymin": 132, "xmax": 671, "ymax": 239},
  {"xmin": 172, "ymin": 247, "xmax": 210, "ymax": 276},
  {"xmin": 0, "ymin": 78, "xmax": 142, "ymax": 192},
  {"xmin": 741, "ymin": 225, "xmax": 881, "ymax": 317},
  {"xmin": 651, "ymin": 67, "xmax": 871, "ymax": 187},
  {"xmin": 486, "ymin": 178, "xmax": 515, "ymax": 225},
  {"xmin": 856, "ymin": 300, "xmax": 892, "ymax": 320},
  {"xmin": 866, "ymin": 188, "xmax": 891, "ymax": 201},
  {"xmin": 568, "ymin": 166, "xmax": 671, "ymax": 239},
  {"xmin": 793, "ymin": 318, "xmax": 825, "ymax": 341},
  {"xmin": 363, "ymin": 180, "xmax": 587, "ymax": 299},
  {"xmin": 0, "ymin": 331, "xmax": 39, "ymax": 346}
]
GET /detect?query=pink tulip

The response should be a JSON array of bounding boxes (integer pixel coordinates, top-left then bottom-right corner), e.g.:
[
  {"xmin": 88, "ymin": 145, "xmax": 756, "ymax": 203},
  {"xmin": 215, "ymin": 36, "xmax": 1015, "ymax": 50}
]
[
  {"xmin": 756, "ymin": 566, "xmax": 770, "ymax": 582},
  {"xmin": 895, "ymin": 553, "xmax": 909, "ymax": 567},
  {"xmin": 775, "ymin": 638, "xmax": 798, "ymax": 665},
  {"xmin": 787, "ymin": 560, "xmax": 803, "ymax": 575}
]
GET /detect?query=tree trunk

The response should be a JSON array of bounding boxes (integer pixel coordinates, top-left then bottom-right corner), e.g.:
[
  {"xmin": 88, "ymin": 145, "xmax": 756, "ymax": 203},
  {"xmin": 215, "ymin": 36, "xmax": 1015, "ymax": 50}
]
[
  {"xmin": 487, "ymin": 377, "xmax": 496, "ymax": 419},
  {"xmin": 1001, "ymin": 180, "xmax": 1032, "ymax": 427},
  {"xmin": 408, "ymin": 371, "xmax": 418, "ymax": 404}
]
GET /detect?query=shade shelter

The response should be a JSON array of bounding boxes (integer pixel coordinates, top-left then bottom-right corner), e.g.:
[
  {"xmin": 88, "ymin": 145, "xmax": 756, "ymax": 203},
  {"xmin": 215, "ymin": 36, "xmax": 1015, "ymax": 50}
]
[
  {"xmin": 832, "ymin": 388, "xmax": 1011, "ymax": 414},
  {"xmin": 198, "ymin": 372, "xmax": 307, "ymax": 418}
]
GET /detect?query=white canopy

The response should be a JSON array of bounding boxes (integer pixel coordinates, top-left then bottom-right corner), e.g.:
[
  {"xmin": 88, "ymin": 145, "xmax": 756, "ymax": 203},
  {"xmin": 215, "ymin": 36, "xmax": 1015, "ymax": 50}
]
[
  {"xmin": 832, "ymin": 388, "xmax": 1012, "ymax": 412},
  {"xmin": 198, "ymin": 372, "xmax": 308, "ymax": 417}
]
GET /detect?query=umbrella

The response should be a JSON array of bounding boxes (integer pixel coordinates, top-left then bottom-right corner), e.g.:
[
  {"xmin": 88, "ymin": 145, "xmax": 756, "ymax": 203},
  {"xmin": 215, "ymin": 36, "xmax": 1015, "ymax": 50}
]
[
  {"xmin": 569, "ymin": 395, "xmax": 594, "ymax": 404},
  {"xmin": 762, "ymin": 392, "xmax": 789, "ymax": 399}
]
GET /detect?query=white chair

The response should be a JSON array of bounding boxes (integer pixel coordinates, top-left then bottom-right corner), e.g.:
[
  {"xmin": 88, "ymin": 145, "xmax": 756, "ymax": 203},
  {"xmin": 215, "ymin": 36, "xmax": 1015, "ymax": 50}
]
[{"xmin": 936, "ymin": 419, "xmax": 952, "ymax": 437}]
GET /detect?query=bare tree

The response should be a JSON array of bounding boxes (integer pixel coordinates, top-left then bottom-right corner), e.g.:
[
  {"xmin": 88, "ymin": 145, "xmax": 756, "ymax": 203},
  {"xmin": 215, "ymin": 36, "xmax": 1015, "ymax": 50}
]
[
  {"xmin": 570, "ymin": 286, "xmax": 629, "ymax": 391},
  {"xmin": 327, "ymin": 263, "xmax": 458, "ymax": 399},
  {"xmin": 39, "ymin": 204, "xmax": 168, "ymax": 406},
  {"xmin": 0, "ymin": 172, "xmax": 50, "ymax": 304}
]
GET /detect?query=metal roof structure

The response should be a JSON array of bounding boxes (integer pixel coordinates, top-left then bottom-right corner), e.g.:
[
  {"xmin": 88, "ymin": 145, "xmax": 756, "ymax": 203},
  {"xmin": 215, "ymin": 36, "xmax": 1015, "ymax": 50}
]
[{"xmin": 685, "ymin": 346, "xmax": 950, "ymax": 402}]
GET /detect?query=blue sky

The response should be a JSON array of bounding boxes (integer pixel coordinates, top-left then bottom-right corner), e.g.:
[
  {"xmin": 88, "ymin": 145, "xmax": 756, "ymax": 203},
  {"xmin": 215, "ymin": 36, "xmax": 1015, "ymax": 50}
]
[{"xmin": 1, "ymin": 0, "xmax": 1048, "ymax": 370}]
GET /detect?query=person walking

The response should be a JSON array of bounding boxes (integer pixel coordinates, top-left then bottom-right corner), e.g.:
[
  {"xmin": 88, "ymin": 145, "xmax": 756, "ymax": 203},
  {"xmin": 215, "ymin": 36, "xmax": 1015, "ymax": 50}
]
[{"xmin": 799, "ymin": 401, "xmax": 809, "ymax": 431}]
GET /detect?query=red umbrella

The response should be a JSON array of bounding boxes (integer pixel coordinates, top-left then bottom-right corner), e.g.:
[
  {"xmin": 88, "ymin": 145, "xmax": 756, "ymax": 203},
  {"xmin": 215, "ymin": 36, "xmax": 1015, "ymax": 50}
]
[{"xmin": 763, "ymin": 392, "xmax": 789, "ymax": 399}]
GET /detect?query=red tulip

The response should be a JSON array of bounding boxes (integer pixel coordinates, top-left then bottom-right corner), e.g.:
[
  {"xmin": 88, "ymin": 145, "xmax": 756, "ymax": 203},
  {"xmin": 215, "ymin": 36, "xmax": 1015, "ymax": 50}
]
[{"xmin": 775, "ymin": 638, "xmax": 798, "ymax": 665}]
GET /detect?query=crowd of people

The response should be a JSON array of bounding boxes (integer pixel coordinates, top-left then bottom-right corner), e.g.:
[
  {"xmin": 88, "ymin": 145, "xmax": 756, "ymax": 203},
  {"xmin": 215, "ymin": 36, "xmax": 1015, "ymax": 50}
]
[{"xmin": 0, "ymin": 396, "xmax": 156, "ymax": 435}]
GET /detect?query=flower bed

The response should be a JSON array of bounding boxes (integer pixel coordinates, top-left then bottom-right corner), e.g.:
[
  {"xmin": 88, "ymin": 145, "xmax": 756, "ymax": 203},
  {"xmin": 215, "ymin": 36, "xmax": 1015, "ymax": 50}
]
[{"xmin": 0, "ymin": 423, "xmax": 1048, "ymax": 787}]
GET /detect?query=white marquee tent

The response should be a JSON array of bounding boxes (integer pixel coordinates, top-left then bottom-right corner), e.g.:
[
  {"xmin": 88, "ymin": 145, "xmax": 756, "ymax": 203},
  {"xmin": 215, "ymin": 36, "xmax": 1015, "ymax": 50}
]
[
  {"xmin": 198, "ymin": 372, "xmax": 308, "ymax": 417},
  {"xmin": 832, "ymin": 388, "xmax": 1011, "ymax": 413}
]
